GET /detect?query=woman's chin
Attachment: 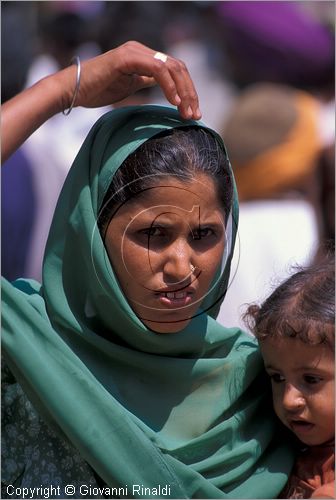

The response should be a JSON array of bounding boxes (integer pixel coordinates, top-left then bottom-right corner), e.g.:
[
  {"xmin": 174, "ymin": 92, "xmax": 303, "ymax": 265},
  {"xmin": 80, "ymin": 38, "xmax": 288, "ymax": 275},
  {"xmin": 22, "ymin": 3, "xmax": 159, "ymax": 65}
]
[
  {"xmin": 142, "ymin": 317, "xmax": 192, "ymax": 334},
  {"xmin": 133, "ymin": 301, "xmax": 200, "ymax": 334}
]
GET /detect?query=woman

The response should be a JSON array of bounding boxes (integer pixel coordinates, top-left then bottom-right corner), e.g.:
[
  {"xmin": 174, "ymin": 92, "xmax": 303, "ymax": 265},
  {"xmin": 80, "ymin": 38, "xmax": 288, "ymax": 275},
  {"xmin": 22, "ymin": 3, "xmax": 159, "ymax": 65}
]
[{"xmin": 2, "ymin": 41, "xmax": 293, "ymax": 498}]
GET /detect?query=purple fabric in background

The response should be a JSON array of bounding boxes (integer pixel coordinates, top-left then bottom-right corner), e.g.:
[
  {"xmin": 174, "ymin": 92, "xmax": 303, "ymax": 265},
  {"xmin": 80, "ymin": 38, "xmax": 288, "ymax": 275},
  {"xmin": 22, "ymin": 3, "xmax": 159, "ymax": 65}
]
[
  {"xmin": 1, "ymin": 149, "xmax": 37, "ymax": 281},
  {"xmin": 216, "ymin": 1, "xmax": 334, "ymax": 87}
]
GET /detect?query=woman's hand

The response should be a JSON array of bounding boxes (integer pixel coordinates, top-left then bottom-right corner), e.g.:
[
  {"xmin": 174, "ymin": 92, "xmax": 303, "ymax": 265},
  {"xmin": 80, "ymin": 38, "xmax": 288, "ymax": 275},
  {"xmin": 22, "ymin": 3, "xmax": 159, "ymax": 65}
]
[
  {"xmin": 62, "ymin": 41, "xmax": 201, "ymax": 121},
  {"xmin": 1, "ymin": 41, "xmax": 201, "ymax": 164}
]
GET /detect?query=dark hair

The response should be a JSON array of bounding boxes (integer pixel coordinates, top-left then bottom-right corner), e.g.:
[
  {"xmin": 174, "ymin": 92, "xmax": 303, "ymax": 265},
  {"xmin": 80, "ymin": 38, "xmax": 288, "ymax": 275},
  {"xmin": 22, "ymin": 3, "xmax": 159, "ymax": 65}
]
[
  {"xmin": 244, "ymin": 256, "xmax": 335, "ymax": 350},
  {"xmin": 98, "ymin": 127, "xmax": 233, "ymax": 235}
]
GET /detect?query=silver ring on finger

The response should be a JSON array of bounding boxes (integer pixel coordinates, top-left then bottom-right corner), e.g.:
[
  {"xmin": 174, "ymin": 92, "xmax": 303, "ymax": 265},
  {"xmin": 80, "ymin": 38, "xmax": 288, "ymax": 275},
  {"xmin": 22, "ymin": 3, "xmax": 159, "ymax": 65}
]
[{"xmin": 154, "ymin": 52, "xmax": 168, "ymax": 63}]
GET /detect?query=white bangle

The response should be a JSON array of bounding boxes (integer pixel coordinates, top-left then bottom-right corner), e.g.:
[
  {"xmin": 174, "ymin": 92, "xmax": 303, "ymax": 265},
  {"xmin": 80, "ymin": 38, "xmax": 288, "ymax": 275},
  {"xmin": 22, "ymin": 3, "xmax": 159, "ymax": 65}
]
[{"xmin": 62, "ymin": 56, "xmax": 81, "ymax": 116}]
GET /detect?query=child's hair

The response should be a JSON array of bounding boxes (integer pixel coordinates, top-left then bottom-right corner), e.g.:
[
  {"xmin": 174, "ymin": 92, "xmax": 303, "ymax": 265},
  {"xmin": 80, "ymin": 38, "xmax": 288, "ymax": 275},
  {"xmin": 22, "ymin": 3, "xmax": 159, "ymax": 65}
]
[{"xmin": 244, "ymin": 256, "xmax": 335, "ymax": 351}]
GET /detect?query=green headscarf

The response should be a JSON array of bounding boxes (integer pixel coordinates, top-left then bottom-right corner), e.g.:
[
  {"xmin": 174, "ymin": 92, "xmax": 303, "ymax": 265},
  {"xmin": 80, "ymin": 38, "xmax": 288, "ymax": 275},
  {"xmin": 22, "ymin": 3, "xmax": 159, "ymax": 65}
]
[{"xmin": 2, "ymin": 106, "xmax": 293, "ymax": 498}]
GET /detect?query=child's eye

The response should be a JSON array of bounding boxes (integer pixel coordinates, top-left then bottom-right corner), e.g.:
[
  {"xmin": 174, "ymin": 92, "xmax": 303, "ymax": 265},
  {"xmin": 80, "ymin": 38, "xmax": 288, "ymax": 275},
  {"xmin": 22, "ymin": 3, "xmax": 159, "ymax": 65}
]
[
  {"xmin": 269, "ymin": 373, "xmax": 285, "ymax": 383},
  {"xmin": 303, "ymin": 374, "xmax": 323, "ymax": 385}
]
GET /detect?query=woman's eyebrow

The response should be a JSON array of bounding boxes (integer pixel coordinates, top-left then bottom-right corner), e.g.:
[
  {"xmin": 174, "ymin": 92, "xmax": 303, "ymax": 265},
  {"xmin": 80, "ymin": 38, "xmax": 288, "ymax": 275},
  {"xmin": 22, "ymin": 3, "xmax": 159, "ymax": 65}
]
[
  {"xmin": 132, "ymin": 218, "xmax": 224, "ymax": 231},
  {"xmin": 190, "ymin": 222, "xmax": 225, "ymax": 235}
]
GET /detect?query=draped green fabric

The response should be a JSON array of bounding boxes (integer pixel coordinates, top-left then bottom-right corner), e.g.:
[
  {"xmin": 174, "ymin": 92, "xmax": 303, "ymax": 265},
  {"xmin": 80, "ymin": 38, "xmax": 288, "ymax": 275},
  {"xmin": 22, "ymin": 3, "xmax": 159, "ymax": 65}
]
[{"xmin": 2, "ymin": 106, "xmax": 293, "ymax": 498}]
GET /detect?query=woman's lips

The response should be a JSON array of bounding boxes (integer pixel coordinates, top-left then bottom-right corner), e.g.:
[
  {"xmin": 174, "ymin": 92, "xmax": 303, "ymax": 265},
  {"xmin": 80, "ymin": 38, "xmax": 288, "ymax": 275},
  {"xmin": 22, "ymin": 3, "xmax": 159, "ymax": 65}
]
[{"xmin": 156, "ymin": 290, "xmax": 194, "ymax": 308}]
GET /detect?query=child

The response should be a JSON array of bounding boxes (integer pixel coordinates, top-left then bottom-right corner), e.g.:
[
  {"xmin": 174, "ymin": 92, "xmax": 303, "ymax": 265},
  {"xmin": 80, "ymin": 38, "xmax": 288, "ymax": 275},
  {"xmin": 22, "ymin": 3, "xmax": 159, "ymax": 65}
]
[{"xmin": 245, "ymin": 258, "xmax": 335, "ymax": 499}]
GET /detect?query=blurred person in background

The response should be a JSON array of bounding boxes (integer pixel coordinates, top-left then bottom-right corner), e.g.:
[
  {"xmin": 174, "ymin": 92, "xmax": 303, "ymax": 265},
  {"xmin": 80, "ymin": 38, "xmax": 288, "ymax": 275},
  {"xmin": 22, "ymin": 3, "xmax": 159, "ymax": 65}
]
[
  {"xmin": 314, "ymin": 118, "xmax": 335, "ymax": 261},
  {"xmin": 207, "ymin": 0, "xmax": 335, "ymax": 332},
  {"xmin": 207, "ymin": 1, "xmax": 335, "ymax": 147},
  {"xmin": 211, "ymin": 1, "xmax": 335, "ymax": 94},
  {"xmin": 94, "ymin": 1, "xmax": 168, "ymax": 108},
  {"xmin": 217, "ymin": 83, "xmax": 333, "ymax": 331}
]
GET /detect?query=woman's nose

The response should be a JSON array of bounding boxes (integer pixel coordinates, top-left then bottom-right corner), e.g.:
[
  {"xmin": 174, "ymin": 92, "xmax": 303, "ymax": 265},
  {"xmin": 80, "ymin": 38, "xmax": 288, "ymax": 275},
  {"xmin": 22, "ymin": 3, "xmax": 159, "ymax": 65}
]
[
  {"xmin": 162, "ymin": 238, "xmax": 194, "ymax": 285},
  {"xmin": 282, "ymin": 383, "xmax": 306, "ymax": 412}
]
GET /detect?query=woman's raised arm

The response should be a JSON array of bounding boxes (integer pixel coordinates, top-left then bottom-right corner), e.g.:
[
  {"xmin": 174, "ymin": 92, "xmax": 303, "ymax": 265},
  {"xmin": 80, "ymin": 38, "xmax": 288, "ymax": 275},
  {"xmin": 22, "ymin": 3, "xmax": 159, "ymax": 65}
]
[{"xmin": 1, "ymin": 41, "xmax": 201, "ymax": 163}]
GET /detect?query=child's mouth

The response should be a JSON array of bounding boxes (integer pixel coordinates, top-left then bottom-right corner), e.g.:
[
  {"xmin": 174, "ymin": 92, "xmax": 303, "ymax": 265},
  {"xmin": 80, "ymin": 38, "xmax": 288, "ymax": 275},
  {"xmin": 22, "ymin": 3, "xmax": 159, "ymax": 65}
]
[{"xmin": 290, "ymin": 420, "xmax": 315, "ymax": 434}]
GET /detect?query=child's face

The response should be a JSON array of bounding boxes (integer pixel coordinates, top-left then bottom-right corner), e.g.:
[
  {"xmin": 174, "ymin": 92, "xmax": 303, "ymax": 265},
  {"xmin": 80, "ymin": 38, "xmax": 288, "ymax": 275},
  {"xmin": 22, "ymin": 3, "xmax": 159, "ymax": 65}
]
[{"xmin": 260, "ymin": 337, "xmax": 334, "ymax": 446}]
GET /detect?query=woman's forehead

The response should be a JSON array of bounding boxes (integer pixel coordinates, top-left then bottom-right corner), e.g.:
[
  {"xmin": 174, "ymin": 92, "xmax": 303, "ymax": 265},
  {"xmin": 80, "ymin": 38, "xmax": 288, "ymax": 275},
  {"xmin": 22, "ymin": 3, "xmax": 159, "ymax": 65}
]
[{"xmin": 111, "ymin": 174, "xmax": 225, "ymax": 217}]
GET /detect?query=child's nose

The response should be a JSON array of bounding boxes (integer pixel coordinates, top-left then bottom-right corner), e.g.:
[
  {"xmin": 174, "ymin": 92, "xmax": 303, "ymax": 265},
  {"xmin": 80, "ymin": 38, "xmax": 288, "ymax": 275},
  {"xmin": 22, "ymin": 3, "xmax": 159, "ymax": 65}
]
[{"xmin": 282, "ymin": 383, "xmax": 305, "ymax": 412}]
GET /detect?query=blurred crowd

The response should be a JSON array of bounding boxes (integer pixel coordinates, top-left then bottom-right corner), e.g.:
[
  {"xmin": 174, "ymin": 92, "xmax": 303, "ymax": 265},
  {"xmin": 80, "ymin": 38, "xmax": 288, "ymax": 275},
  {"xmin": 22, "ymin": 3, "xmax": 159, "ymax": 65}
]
[{"xmin": 2, "ymin": 0, "xmax": 335, "ymax": 330}]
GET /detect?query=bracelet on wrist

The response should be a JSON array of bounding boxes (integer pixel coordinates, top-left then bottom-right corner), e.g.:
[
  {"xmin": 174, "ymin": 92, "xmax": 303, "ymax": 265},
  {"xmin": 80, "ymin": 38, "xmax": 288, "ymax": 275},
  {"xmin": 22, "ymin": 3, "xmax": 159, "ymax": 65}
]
[{"xmin": 62, "ymin": 56, "xmax": 81, "ymax": 116}]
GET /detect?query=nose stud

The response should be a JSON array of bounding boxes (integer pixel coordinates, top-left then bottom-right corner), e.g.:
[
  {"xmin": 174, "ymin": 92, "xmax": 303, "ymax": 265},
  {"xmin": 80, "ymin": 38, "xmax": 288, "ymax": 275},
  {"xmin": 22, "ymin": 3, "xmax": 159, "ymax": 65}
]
[{"xmin": 190, "ymin": 264, "xmax": 196, "ymax": 273}]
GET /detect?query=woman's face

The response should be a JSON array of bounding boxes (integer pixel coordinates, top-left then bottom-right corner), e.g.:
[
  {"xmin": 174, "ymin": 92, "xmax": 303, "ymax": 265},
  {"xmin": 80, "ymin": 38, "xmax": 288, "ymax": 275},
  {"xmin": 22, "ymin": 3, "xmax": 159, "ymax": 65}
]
[{"xmin": 104, "ymin": 173, "xmax": 226, "ymax": 333}]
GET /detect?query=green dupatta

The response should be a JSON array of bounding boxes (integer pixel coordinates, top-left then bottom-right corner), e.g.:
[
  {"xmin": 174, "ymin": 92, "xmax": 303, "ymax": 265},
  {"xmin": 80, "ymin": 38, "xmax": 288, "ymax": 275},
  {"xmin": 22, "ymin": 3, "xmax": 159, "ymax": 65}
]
[{"xmin": 2, "ymin": 106, "xmax": 293, "ymax": 498}]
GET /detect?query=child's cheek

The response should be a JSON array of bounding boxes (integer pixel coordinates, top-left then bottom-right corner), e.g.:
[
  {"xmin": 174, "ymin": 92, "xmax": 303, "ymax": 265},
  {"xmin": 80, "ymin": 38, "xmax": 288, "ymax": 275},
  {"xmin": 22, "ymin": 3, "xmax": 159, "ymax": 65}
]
[{"xmin": 272, "ymin": 386, "xmax": 287, "ymax": 425}]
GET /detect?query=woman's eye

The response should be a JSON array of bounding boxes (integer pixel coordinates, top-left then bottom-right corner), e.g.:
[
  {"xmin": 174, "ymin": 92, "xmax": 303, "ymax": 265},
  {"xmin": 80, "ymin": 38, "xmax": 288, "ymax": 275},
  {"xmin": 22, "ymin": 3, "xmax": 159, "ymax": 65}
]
[
  {"xmin": 193, "ymin": 227, "xmax": 214, "ymax": 239},
  {"xmin": 269, "ymin": 373, "xmax": 285, "ymax": 383},
  {"xmin": 303, "ymin": 374, "xmax": 322, "ymax": 385},
  {"xmin": 141, "ymin": 226, "xmax": 165, "ymax": 238}
]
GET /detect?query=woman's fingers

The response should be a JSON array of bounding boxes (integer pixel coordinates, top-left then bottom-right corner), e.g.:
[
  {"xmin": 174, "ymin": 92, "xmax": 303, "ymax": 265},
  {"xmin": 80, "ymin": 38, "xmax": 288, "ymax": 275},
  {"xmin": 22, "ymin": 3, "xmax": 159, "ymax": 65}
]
[
  {"xmin": 119, "ymin": 42, "xmax": 201, "ymax": 120},
  {"xmin": 157, "ymin": 57, "xmax": 201, "ymax": 120},
  {"xmin": 74, "ymin": 41, "xmax": 202, "ymax": 120},
  {"xmin": 134, "ymin": 76, "xmax": 157, "ymax": 90}
]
